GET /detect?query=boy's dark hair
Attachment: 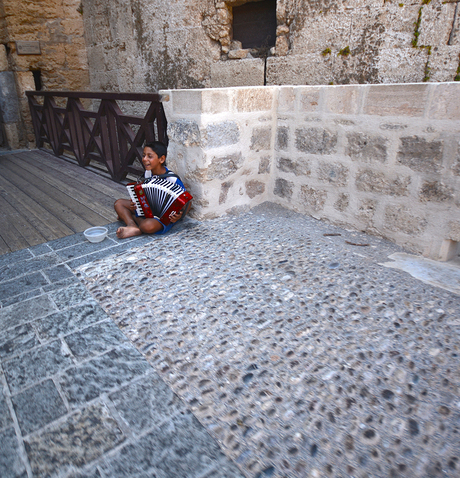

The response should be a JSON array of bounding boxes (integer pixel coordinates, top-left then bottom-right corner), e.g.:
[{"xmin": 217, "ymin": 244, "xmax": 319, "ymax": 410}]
[{"xmin": 144, "ymin": 141, "xmax": 168, "ymax": 162}]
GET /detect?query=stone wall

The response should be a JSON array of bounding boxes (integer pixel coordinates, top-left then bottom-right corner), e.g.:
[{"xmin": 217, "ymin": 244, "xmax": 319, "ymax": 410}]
[
  {"xmin": 161, "ymin": 82, "xmax": 460, "ymax": 261},
  {"xmin": 81, "ymin": 0, "xmax": 460, "ymax": 92},
  {"xmin": 0, "ymin": 0, "xmax": 90, "ymax": 148}
]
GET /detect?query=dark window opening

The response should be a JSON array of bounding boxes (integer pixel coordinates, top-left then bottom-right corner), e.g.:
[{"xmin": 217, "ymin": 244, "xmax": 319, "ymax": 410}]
[
  {"xmin": 32, "ymin": 70, "xmax": 42, "ymax": 91},
  {"xmin": 232, "ymin": 0, "xmax": 277, "ymax": 51}
]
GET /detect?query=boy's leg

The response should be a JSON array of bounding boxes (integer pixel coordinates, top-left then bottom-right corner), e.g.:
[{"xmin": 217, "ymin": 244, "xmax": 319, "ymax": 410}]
[
  {"xmin": 114, "ymin": 199, "xmax": 164, "ymax": 238},
  {"xmin": 114, "ymin": 199, "xmax": 142, "ymax": 238}
]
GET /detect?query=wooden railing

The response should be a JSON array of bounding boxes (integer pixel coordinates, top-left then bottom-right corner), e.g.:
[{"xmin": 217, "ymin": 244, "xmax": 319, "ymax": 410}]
[{"xmin": 26, "ymin": 91, "xmax": 168, "ymax": 182}]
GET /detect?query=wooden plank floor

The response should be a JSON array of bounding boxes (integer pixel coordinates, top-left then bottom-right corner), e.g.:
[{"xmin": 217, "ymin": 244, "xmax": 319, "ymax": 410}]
[{"xmin": 0, "ymin": 150, "xmax": 128, "ymax": 255}]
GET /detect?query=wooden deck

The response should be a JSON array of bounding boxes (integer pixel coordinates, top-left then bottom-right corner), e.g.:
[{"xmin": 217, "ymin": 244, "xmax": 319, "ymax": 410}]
[{"xmin": 0, "ymin": 149, "xmax": 128, "ymax": 255}]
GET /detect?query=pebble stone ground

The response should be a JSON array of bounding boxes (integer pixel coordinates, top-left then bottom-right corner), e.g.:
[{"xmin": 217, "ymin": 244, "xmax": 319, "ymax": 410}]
[{"xmin": 1, "ymin": 202, "xmax": 460, "ymax": 478}]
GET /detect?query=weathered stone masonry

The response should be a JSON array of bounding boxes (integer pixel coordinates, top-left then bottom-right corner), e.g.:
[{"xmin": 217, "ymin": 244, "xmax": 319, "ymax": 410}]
[
  {"xmin": 81, "ymin": 0, "xmax": 460, "ymax": 93},
  {"xmin": 161, "ymin": 82, "xmax": 460, "ymax": 261}
]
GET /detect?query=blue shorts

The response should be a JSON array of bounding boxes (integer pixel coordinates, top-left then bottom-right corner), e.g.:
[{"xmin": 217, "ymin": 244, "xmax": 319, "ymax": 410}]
[{"xmin": 154, "ymin": 218, "xmax": 174, "ymax": 235}]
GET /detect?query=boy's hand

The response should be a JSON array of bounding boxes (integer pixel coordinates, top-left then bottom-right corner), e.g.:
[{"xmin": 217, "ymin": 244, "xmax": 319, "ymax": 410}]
[
  {"xmin": 129, "ymin": 200, "xmax": 137, "ymax": 213},
  {"xmin": 169, "ymin": 210, "xmax": 183, "ymax": 223}
]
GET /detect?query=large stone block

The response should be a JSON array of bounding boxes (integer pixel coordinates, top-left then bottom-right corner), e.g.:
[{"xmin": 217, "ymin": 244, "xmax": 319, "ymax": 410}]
[
  {"xmin": 273, "ymin": 178, "xmax": 293, "ymax": 199},
  {"xmin": 299, "ymin": 88, "xmax": 321, "ymax": 113},
  {"xmin": 171, "ymin": 90, "xmax": 203, "ymax": 114},
  {"xmin": 277, "ymin": 157, "xmax": 311, "ymax": 176},
  {"xmin": 300, "ymin": 186, "xmax": 327, "ymax": 212},
  {"xmin": 324, "ymin": 86, "xmax": 361, "ymax": 115},
  {"xmin": 207, "ymin": 152, "xmax": 244, "ymax": 180},
  {"xmin": 428, "ymin": 46, "xmax": 460, "ymax": 83},
  {"xmin": 376, "ymin": 48, "xmax": 428, "ymax": 84},
  {"xmin": 250, "ymin": 126, "xmax": 272, "ymax": 151},
  {"xmin": 429, "ymin": 83, "xmax": 460, "ymax": 121},
  {"xmin": 276, "ymin": 126, "xmax": 289, "ymax": 151},
  {"xmin": 235, "ymin": 87, "xmax": 274, "ymax": 112},
  {"xmin": 202, "ymin": 89, "xmax": 231, "ymax": 114},
  {"xmin": 346, "ymin": 132, "xmax": 388, "ymax": 163},
  {"xmin": 419, "ymin": 181, "xmax": 454, "ymax": 203},
  {"xmin": 0, "ymin": 45, "xmax": 7, "ymax": 71},
  {"xmin": 364, "ymin": 84, "xmax": 429, "ymax": 117},
  {"xmin": 334, "ymin": 193, "xmax": 349, "ymax": 212},
  {"xmin": 210, "ymin": 59, "xmax": 264, "ymax": 88},
  {"xmin": 355, "ymin": 169, "xmax": 411, "ymax": 196},
  {"xmin": 168, "ymin": 120, "xmax": 201, "ymax": 147},
  {"xmin": 258, "ymin": 155, "xmax": 271, "ymax": 174},
  {"xmin": 418, "ymin": 3, "xmax": 457, "ymax": 46},
  {"xmin": 317, "ymin": 161, "xmax": 348, "ymax": 186},
  {"xmin": 397, "ymin": 136, "xmax": 443, "ymax": 173},
  {"xmin": 384, "ymin": 205, "xmax": 427, "ymax": 236},
  {"xmin": 203, "ymin": 121, "xmax": 240, "ymax": 149},
  {"xmin": 245, "ymin": 180, "xmax": 265, "ymax": 199},
  {"xmin": 295, "ymin": 127, "xmax": 338, "ymax": 154}
]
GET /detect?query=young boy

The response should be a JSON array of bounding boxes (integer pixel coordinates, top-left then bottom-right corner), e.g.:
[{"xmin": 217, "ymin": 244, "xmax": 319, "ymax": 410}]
[{"xmin": 114, "ymin": 141, "xmax": 190, "ymax": 238}]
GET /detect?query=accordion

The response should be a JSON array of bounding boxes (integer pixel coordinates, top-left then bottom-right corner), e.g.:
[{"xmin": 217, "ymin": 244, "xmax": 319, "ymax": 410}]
[{"xmin": 126, "ymin": 177, "xmax": 192, "ymax": 226}]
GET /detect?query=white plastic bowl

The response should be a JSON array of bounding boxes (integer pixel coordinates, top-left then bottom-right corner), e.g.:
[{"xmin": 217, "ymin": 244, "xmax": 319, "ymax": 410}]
[{"xmin": 84, "ymin": 226, "xmax": 108, "ymax": 243}]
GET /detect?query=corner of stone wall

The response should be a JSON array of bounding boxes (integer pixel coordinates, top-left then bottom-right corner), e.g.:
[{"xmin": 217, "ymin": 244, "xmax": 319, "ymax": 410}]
[{"xmin": 161, "ymin": 86, "xmax": 278, "ymax": 220}]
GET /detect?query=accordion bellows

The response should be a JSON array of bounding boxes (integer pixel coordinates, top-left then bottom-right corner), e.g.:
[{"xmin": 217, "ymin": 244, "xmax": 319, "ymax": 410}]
[{"xmin": 126, "ymin": 177, "xmax": 192, "ymax": 226}]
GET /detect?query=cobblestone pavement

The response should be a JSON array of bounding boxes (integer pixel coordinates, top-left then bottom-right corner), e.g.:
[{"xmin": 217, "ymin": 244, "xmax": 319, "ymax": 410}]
[
  {"xmin": 1, "ymin": 202, "xmax": 460, "ymax": 478},
  {"xmin": 0, "ymin": 220, "xmax": 242, "ymax": 478}
]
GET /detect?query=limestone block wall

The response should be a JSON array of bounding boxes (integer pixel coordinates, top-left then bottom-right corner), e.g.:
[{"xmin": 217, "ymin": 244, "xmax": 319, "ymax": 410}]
[
  {"xmin": 161, "ymin": 83, "xmax": 460, "ymax": 261},
  {"xmin": 81, "ymin": 0, "xmax": 460, "ymax": 92},
  {"xmin": 0, "ymin": 0, "xmax": 90, "ymax": 148}
]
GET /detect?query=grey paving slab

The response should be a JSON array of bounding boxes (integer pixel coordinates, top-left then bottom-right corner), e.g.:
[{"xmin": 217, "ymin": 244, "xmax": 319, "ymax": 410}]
[
  {"xmin": 24, "ymin": 403, "xmax": 125, "ymax": 477},
  {"xmin": 33, "ymin": 302, "xmax": 108, "ymax": 341},
  {"xmin": 0, "ymin": 383, "xmax": 13, "ymax": 430},
  {"xmin": 11, "ymin": 379, "xmax": 67, "ymax": 435},
  {"xmin": 0, "ymin": 322, "xmax": 40, "ymax": 360},
  {"xmin": 48, "ymin": 282, "xmax": 96, "ymax": 310},
  {"xmin": 0, "ymin": 427, "xmax": 28, "ymax": 478},
  {"xmin": 0, "ymin": 253, "xmax": 62, "ymax": 282},
  {"xmin": 3, "ymin": 340, "xmax": 74, "ymax": 394},
  {"xmin": 98, "ymin": 410, "xmax": 242, "ymax": 478},
  {"xmin": 108, "ymin": 371, "xmax": 185, "ymax": 434},
  {"xmin": 59, "ymin": 345, "xmax": 151, "ymax": 408},
  {"xmin": 0, "ymin": 295, "xmax": 57, "ymax": 331},
  {"xmin": 64, "ymin": 321, "xmax": 130, "ymax": 360},
  {"xmin": 0, "ymin": 272, "xmax": 49, "ymax": 302}
]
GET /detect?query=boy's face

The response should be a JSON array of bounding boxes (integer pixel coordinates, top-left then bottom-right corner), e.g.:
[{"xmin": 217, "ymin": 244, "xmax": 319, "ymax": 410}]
[{"xmin": 142, "ymin": 147, "xmax": 165, "ymax": 174}]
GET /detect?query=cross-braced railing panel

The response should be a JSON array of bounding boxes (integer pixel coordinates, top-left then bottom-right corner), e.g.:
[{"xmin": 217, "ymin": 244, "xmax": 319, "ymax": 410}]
[{"xmin": 26, "ymin": 91, "xmax": 168, "ymax": 182}]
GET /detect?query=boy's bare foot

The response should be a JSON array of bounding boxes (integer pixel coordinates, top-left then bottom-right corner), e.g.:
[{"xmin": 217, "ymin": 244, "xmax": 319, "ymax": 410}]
[{"xmin": 116, "ymin": 226, "xmax": 142, "ymax": 239}]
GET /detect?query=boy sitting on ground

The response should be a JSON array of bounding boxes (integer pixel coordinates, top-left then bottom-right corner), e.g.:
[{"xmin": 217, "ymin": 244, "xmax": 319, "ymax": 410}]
[{"xmin": 114, "ymin": 141, "xmax": 190, "ymax": 239}]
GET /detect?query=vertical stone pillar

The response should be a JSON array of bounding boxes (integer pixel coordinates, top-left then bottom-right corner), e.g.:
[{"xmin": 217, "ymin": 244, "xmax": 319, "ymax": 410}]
[{"xmin": 0, "ymin": 44, "xmax": 21, "ymax": 149}]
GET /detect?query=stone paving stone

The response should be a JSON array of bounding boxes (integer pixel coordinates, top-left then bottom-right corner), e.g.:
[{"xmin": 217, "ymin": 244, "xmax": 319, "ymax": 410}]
[
  {"xmin": 42, "ymin": 264, "xmax": 75, "ymax": 283},
  {"xmin": 0, "ymin": 248, "xmax": 33, "ymax": 269},
  {"xmin": 24, "ymin": 403, "xmax": 125, "ymax": 477},
  {"xmin": 0, "ymin": 272, "xmax": 49, "ymax": 302},
  {"xmin": 29, "ymin": 243, "xmax": 53, "ymax": 256},
  {"xmin": 55, "ymin": 238, "xmax": 119, "ymax": 262},
  {"xmin": 3, "ymin": 340, "xmax": 74, "ymax": 394},
  {"xmin": 34, "ymin": 302, "xmax": 109, "ymax": 340},
  {"xmin": 108, "ymin": 371, "xmax": 185, "ymax": 434},
  {"xmin": 0, "ymin": 288, "xmax": 44, "ymax": 308},
  {"xmin": 0, "ymin": 381, "xmax": 13, "ymax": 430},
  {"xmin": 0, "ymin": 294, "xmax": 57, "ymax": 331},
  {"xmin": 48, "ymin": 282, "xmax": 97, "ymax": 310},
  {"xmin": 0, "ymin": 427, "xmax": 28, "ymax": 478},
  {"xmin": 64, "ymin": 321, "xmax": 130, "ymax": 360},
  {"xmin": 11, "ymin": 379, "xmax": 67, "ymax": 435},
  {"xmin": 41, "ymin": 275, "xmax": 80, "ymax": 293},
  {"xmin": 0, "ymin": 253, "xmax": 62, "ymax": 282},
  {"xmin": 59, "ymin": 345, "xmax": 151, "ymax": 408},
  {"xmin": 0, "ymin": 322, "xmax": 40, "ymax": 360},
  {"xmin": 99, "ymin": 410, "xmax": 244, "ymax": 478}
]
